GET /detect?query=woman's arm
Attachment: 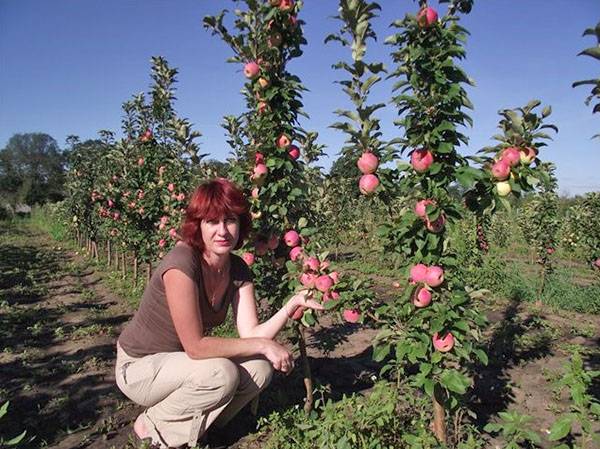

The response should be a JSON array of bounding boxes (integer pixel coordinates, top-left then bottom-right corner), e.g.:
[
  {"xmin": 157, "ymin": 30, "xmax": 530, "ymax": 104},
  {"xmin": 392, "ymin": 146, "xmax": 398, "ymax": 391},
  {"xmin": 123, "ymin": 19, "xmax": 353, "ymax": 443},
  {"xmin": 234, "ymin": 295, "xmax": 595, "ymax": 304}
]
[
  {"xmin": 233, "ymin": 282, "xmax": 323, "ymax": 340},
  {"xmin": 163, "ymin": 269, "xmax": 293, "ymax": 372}
]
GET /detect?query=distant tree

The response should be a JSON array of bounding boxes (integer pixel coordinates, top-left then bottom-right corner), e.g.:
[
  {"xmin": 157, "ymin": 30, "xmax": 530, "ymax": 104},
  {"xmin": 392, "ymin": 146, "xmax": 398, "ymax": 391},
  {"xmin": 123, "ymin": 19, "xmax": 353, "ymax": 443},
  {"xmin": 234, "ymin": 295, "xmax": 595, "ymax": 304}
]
[{"xmin": 0, "ymin": 133, "xmax": 66, "ymax": 206}]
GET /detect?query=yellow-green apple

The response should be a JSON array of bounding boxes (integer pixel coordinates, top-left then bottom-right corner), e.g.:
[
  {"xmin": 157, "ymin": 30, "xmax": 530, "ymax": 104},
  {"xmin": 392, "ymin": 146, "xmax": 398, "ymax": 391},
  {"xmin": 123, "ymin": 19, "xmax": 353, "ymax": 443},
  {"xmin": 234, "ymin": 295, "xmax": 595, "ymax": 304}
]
[{"xmin": 496, "ymin": 181, "xmax": 511, "ymax": 196}]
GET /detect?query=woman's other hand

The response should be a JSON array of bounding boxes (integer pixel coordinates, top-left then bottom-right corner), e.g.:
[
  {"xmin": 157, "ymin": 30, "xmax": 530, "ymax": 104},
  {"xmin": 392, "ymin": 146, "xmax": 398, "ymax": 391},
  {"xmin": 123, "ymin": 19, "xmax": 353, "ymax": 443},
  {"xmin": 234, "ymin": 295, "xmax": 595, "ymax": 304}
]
[
  {"xmin": 260, "ymin": 339, "xmax": 294, "ymax": 373},
  {"xmin": 286, "ymin": 289, "xmax": 324, "ymax": 319}
]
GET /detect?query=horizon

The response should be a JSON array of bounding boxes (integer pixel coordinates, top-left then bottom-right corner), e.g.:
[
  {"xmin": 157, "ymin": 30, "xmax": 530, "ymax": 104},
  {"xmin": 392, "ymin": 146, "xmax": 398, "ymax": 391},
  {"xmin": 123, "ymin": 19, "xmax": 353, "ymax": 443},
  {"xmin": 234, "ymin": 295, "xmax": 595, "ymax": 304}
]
[{"xmin": 1, "ymin": 0, "xmax": 598, "ymax": 196}]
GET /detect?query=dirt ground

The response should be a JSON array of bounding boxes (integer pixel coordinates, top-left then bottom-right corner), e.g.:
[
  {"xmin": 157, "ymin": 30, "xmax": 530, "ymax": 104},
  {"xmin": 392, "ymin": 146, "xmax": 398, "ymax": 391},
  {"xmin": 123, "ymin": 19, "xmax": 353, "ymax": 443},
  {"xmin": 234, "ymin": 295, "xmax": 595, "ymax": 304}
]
[{"xmin": 1, "ymin": 224, "xmax": 599, "ymax": 448}]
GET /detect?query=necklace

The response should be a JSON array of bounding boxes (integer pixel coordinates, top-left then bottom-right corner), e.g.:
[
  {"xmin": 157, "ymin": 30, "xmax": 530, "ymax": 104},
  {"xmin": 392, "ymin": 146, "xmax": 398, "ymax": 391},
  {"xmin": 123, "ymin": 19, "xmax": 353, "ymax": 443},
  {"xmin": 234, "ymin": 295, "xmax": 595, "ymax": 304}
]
[{"xmin": 201, "ymin": 259, "xmax": 230, "ymax": 308}]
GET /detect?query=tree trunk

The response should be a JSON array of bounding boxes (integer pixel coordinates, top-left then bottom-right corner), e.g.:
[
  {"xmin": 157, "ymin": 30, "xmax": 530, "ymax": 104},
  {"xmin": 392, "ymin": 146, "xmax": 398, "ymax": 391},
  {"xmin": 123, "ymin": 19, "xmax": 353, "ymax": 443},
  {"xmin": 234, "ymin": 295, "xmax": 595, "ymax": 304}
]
[
  {"xmin": 121, "ymin": 253, "xmax": 126, "ymax": 278},
  {"xmin": 114, "ymin": 248, "xmax": 119, "ymax": 270},
  {"xmin": 107, "ymin": 241, "xmax": 112, "ymax": 267},
  {"xmin": 298, "ymin": 326, "xmax": 313, "ymax": 414},
  {"xmin": 133, "ymin": 255, "xmax": 138, "ymax": 286},
  {"xmin": 146, "ymin": 263, "xmax": 152, "ymax": 282},
  {"xmin": 433, "ymin": 396, "xmax": 447, "ymax": 444}
]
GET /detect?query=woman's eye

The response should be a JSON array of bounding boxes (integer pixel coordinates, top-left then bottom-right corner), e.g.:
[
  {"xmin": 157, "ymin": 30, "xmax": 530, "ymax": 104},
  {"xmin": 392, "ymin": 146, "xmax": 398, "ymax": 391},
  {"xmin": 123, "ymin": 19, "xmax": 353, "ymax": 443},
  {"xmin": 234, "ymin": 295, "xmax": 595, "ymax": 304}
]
[{"xmin": 226, "ymin": 217, "xmax": 238, "ymax": 224}]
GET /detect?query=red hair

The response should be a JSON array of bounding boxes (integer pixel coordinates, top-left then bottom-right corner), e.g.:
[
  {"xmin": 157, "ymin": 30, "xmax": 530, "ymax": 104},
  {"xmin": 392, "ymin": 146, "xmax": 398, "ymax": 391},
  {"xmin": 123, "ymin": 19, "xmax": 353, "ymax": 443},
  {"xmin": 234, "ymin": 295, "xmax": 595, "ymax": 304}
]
[{"xmin": 180, "ymin": 178, "xmax": 251, "ymax": 252}]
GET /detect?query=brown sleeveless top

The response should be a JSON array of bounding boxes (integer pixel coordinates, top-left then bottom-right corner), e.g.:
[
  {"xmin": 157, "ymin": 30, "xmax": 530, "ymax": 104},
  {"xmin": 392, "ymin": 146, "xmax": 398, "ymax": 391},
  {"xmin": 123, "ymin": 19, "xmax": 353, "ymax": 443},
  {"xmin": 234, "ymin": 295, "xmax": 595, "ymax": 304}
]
[{"xmin": 118, "ymin": 243, "xmax": 253, "ymax": 357}]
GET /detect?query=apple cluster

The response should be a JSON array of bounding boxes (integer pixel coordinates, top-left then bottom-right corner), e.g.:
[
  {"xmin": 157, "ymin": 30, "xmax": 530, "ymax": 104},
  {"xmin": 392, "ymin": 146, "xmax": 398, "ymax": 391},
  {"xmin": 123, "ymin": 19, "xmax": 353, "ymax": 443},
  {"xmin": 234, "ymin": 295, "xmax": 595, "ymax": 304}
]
[
  {"xmin": 357, "ymin": 151, "xmax": 380, "ymax": 195},
  {"xmin": 490, "ymin": 146, "xmax": 537, "ymax": 197},
  {"xmin": 409, "ymin": 263, "xmax": 454, "ymax": 352}
]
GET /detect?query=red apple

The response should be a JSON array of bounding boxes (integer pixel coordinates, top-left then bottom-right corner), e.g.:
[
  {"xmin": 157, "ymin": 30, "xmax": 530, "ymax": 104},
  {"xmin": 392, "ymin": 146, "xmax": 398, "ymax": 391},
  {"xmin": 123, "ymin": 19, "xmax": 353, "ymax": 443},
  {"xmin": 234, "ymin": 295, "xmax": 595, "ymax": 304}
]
[
  {"xmin": 359, "ymin": 174, "xmax": 379, "ymax": 195},
  {"xmin": 425, "ymin": 265, "xmax": 444, "ymax": 288},
  {"xmin": 410, "ymin": 264, "xmax": 429, "ymax": 283},
  {"xmin": 244, "ymin": 61, "xmax": 260, "ymax": 79},
  {"xmin": 343, "ymin": 309, "xmax": 361, "ymax": 323},
  {"xmin": 415, "ymin": 199, "xmax": 434, "ymax": 218},
  {"xmin": 432, "ymin": 332, "xmax": 455, "ymax": 352},
  {"xmin": 413, "ymin": 286, "xmax": 432, "ymax": 308},
  {"xmin": 357, "ymin": 152, "xmax": 379, "ymax": 175},
  {"xmin": 411, "ymin": 148, "xmax": 434, "ymax": 173},
  {"xmin": 491, "ymin": 159, "xmax": 510, "ymax": 181},
  {"xmin": 416, "ymin": 7, "xmax": 438, "ymax": 28},
  {"xmin": 242, "ymin": 252, "xmax": 255, "ymax": 266},
  {"xmin": 284, "ymin": 230, "xmax": 300, "ymax": 247},
  {"xmin": 315, "ymin": 275, "xmax": 334, "ymax": 293},
  {"xmin": 277, "ymin": 134, "xmax": 291, "ymax": 149},
  {"xmin": 288, "ymin": 145, "xmax": 300, "ymax": 160},
  {"xmin": 501, "ymin": 147, "xmax": 521, "ymax": 167},
  {"xmin": 289, "ymin": 245, "xmax": 304, "ymax": 261}
]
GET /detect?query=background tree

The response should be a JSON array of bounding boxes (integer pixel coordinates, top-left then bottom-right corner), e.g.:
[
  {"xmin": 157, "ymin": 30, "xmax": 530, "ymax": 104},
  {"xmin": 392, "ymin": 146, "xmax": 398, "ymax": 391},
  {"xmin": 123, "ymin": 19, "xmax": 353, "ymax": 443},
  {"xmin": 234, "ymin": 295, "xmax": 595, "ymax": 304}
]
[
  {"xmin": 573, "ymin": 21, "xmax": 600, "ymax": 138},
  {"xmin": 0, "ymin": 133, "xmax": 66, "ymax": 206}
]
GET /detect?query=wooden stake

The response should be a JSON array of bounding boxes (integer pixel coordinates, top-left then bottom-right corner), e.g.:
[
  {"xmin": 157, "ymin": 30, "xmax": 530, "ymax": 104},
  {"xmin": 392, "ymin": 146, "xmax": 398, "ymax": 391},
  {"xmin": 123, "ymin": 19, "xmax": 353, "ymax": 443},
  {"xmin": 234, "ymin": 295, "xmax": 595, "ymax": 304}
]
[
  {"xmin": 121, "ymin": 253, "xmax": 126, "ymax": 278},
  {"xmin": 107, "ymin": 241, "xmax": 111, "ymax": 267},
  {"xmin": 298, "ymin": 326, "xmax": 314, "ymax": 414},
  {"xmin": 433, "ymin": 396, "xmax": 447, "ymax": 444},
  {"xmin": 146, "ymin": 263, "xmax": 152, "ymax": 282}
]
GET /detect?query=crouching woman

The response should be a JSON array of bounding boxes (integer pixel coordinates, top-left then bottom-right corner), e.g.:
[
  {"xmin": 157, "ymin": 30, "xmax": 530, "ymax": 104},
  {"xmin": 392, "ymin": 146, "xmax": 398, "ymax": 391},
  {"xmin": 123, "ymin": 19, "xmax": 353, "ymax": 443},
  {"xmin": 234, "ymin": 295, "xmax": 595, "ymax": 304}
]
[{"xmin": 115, "ymin": 178, "xmax": 322, "ymax": 448}]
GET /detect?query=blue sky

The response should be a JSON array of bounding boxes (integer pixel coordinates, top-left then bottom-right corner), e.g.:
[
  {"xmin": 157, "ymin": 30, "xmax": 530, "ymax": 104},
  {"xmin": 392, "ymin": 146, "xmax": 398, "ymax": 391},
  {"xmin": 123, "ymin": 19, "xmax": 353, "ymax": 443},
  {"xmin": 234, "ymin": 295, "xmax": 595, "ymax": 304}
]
[{"xmin": 1, "ymin": 0, "xmax": 598, "ymax": 195}]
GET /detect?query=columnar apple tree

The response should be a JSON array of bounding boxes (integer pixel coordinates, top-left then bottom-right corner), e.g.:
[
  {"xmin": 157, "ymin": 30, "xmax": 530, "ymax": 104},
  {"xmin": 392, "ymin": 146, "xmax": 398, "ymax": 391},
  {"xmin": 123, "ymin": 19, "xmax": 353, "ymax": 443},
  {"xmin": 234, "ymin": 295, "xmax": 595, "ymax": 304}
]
[
  {"xmin": 373, "ymin": 1, "xmax": 487, "ymax": 443},
  {"xmin": 326, "ymin": 0, "xmax": 400, "ymax": 322},
  {"xmin": 204, "ymin": 0, "xmax": 367, "ymax": 412},
  {"xmin": 65, "ymin": 57, "xmax": 203, "ymax": 282}
]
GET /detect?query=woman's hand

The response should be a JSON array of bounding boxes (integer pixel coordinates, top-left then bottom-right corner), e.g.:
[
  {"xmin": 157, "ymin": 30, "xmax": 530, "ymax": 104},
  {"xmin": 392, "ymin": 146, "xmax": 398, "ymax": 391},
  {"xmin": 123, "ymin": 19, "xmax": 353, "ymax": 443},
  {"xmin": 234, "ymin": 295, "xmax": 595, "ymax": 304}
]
[
  {"xmin": 260, "ymin": 339, "xmax": 294, "ymax": 373},
  {"xmin": 286, "ymin": 289, "xmax": 325, "ymax": 320}
]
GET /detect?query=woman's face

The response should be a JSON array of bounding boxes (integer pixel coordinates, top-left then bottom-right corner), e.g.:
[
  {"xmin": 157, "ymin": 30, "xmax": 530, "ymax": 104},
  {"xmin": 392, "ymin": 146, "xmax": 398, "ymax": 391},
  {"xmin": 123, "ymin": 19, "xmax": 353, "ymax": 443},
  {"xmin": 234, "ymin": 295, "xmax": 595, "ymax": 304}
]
[{"xmin": 200, "ymin": 215, "xmax": 240, "ymax": 257}]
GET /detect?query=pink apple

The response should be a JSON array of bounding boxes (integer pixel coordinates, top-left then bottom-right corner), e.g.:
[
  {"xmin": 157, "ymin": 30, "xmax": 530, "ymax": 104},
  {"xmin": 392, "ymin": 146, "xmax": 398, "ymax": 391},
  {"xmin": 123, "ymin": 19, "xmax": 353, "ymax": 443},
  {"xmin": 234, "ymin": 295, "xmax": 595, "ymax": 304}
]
[
  {"xmin": 284, "ymin": 230, "xmax": 300, "ymax": 247},
  {"xmin": 277, "ymin": 134, "xmax": 291, "ymax": 149},
  {"xmin": 253, "ymin": 163, "xmax": 268, "ymax": 178},
  {"xmin": 329, "ymin": 271, "xmax": 340, "ymax": 284},
  {"xmin": 137, "ymin": 158, "xmax": 144, "ymax": 166},
  {"xmin": 416, "ymin": 7, "xmax": 438, "ymax": 28},
  {"xmin": 251, "ymin": 187, "xmax": 259, "ymax": 199},
  {"xmin": 357, "ymin": 152, "xmax": 379, "ymax": 175},
  {"xmin": 288, "ymin": 145, "xmax": 300, "ymax": 160},
  {"xmin": 167, "ymin": 183, "xmax": 175, "ymax": 192},
  {"xmin": 413, "ymin": 286, "xmax": 432, "ymax": 308},
  {"xmin": 425, "ymin": 265, "xmax": 444, "ymax": 288},
  {"xmin": 410, "ymin": 263, "xmax": 429, "ymax": 283},
  {"xmin": 411, "ymin": 148, "xmax": 434, "ymax": 173},
  {"xmin": 244, "ymin": 61, "xmax": 260, "ymax": 79},
  {"xmin": 303, "ymin": 256, "xmax": 320, "ymax": 272},
  {"xmin": 177, "ymin": 193, "xmax": 185, "ymax": 201},
  {"xmin": 415, "ymin": 199, "xmax": 434, "ymax": 218},
  {"xmin": 593, "ymin": 258, "xmax": 600, "ymax": 269},
  {"xmin": 359, "ymin": 174, "xmax": 379, "ymax": 195},
  {"xmin": 432, "ymin": 332, "xmax": 455, "ymax": 352},
  {"xmin": 257, "ymin": 101, "xmax": 268, "ymax": 114},
  {"xmin": 343, "ymin": 309, "xmax": 361, "ymax": 323},
  {"xmin": 289, "ymin": 245, "xmax": 304, "ymax": 261},
  {"xmin": 242, "ymin": 252, "xmax": 255, "ymax": 266},
  {"xmin": 279, "ymin": 0, "xmax": 294, "ymax": 10},
  {"xmin": 315, "ymin": 275, "xmax": 334, "ymax": 293},
  {"xmin": 255, "ymin": 152, "xmax": 265, "ymax": 164},
  {"xmin": 322, "ymin": 290, "xmax": 340, "ymax": 303},
  {"xmin": 158, "ymin": 239, "xmax": 166, "ymax": 248},
  {"xmin": 169, "ymin": 228, "xmax": 177, "ymax": 239},
  {"xmin": 160, "ymin": 215, "xmax": 169, "ymax": 224},
  {"xmin": 491, "ymin": 159, "xmax": 510, "ymax": 181},
  {"xmin": 299, "ymin": 272, "xmax": 317, "ymax": 288},
  {"xmin": 502, "ymin": 147, "xmax": 521, "ymax": 167}
]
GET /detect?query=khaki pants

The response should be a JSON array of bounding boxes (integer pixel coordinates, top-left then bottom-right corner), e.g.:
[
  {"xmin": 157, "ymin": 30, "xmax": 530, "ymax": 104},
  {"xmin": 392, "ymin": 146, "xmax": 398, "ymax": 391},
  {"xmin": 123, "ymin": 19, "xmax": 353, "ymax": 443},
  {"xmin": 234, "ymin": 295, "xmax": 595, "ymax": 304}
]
[{"xmin": 115, "ymin": 343, "xmax": 273, "ymax": 448}]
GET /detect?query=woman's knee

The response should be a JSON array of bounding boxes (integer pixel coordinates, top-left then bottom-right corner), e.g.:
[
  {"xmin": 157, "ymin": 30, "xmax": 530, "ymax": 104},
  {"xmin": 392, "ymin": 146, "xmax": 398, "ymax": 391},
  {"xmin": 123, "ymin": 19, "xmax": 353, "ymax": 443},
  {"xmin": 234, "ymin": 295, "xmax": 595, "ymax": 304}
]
[
  {"xmin": 241, "ymin": 358, "xmax": 273, "ymax": 392},
  {"xmin": 188, "ymin": 358, "xmax": 240, "ymax": 398}
]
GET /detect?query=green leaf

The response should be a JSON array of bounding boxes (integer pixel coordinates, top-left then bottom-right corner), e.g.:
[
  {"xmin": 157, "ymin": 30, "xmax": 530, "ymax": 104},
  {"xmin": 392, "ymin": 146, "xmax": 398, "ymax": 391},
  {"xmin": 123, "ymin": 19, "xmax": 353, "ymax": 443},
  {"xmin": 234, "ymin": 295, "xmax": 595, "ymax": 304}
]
[
  {"xmin": 5, "ymin": 430, "xmax": 27, "ymax": 445},
  {"xmin": 373, "ymin": 344, "xmax": 391, "ymax": 362},
  {"xmin": 298, "ymin": 217, "xmax": 308, "ymax": 229},
  {"xmin": 578, "ymin": 47, "xmax": 600, "ymax": 61},
  {"xmin": 474, "ymin": 349, "xmax": 488, "ymax": 365},
  {"xmin": 548, "ymin": 415, "xmax": 574, "ymax": 441},
  {"xmin": 440, "ymin": 370, "xmax": 471, "ymax": 394}
]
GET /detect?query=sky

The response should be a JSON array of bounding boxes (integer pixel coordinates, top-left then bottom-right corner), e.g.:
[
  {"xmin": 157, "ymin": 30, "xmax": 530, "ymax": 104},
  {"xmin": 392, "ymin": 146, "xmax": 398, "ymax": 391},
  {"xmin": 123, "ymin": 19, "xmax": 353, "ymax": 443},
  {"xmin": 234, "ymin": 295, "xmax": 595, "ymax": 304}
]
[{"xmin": 1, "ymin": 0, "xmax": 598, "ymax": 196}]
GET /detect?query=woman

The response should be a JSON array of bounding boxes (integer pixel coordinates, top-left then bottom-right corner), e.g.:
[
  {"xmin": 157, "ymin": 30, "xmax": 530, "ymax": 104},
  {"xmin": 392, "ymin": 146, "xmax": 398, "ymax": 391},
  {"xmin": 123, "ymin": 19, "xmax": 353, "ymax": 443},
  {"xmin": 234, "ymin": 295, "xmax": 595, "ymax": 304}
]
[{"xmin": 115, "ymin": 178, "xmax": 322, "ymax": 448}]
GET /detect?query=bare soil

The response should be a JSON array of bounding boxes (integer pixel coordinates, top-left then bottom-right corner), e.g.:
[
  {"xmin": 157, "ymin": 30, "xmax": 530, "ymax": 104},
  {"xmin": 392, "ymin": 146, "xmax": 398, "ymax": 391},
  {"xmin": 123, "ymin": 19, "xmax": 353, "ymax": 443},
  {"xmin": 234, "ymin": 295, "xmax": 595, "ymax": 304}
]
[{"xmin": 1, "ymin": 224, "xmax": 598, "ymax": 448}]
